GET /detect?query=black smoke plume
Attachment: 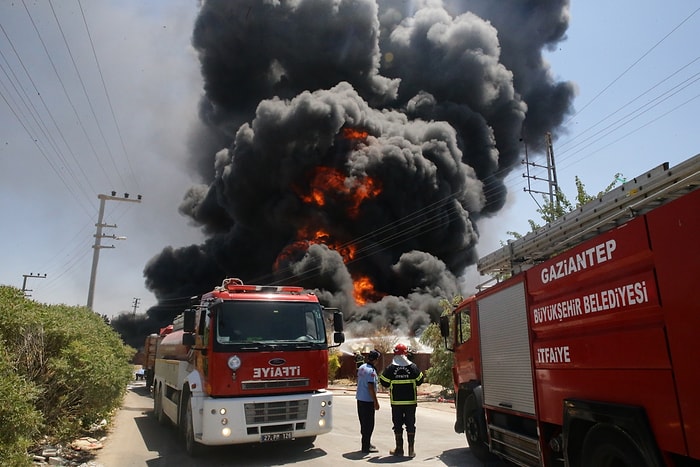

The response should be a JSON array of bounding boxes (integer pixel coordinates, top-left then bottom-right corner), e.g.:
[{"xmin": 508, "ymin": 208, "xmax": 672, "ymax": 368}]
[{"xmin": 137, "ymin": 0, "xmax": 574, "ymax": 338}]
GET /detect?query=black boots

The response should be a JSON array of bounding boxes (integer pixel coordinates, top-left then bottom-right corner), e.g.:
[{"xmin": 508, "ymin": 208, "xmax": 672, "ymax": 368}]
[
  {"xmin": 390, "ymin": 433, "xmax": 404, "ymax": 456},
  {"xmin": 407, "ymin": 432, "xmax": 416, "ymax": 457},
  {"xmin": 389, "ymin": 432, "xmax": 415, "ymax": 457}
]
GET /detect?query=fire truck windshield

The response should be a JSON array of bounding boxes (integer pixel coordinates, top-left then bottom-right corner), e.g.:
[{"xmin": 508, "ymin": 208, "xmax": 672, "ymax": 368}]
[{"xmin": 214, "ymin": 301, "xmax": 326, "ymax": 346}]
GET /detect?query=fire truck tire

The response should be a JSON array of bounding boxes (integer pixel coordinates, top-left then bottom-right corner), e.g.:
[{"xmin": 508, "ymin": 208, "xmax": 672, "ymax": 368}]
[
  {"xmin": 184, "ymin": 396, "xmax": 203, "ymax": 456},
  {"xmin": 293, "ymin": 436, "xmax": 316, "ymax": 448},
  {"xmin": 464, "ymin": 394, "xmax": 494, "ymax": 462},
  {"xmin": 153, "ymin": 384, "xmax": 166, "ymax": 425},
  {"xmin": 580, "ymin": 423, "xmax": 647, "ymax": 467}
]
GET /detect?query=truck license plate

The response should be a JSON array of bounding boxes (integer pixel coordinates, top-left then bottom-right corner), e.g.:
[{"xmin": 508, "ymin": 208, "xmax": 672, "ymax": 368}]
[{"xmin": 261, "ymin": 432, "xmax": 292, "ymax": 442}]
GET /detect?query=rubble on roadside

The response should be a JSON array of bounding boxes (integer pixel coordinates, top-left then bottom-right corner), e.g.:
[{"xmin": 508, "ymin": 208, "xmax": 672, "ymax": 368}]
[{"xmin": 31, "ymin": 437, "xmax": 105, "ymax": 466}]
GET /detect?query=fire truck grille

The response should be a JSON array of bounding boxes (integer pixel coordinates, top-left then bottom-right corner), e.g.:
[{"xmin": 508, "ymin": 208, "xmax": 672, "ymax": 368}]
[
  {"xmin": 241, "ymin": 378, "xmax": 309, "ymax": 390},
  {"xmin": 244, "ymin": 399, "xmax": 309, "ymax": 424}
]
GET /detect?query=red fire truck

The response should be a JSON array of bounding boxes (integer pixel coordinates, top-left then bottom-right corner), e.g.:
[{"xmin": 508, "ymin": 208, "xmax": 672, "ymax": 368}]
[
  {"xmin": 440, "ymin": 154, "xmax": 700, "ymax": 466},
  {"xmin": 152, "ymin": 278, "xmax": 345, "ymax": 455}
]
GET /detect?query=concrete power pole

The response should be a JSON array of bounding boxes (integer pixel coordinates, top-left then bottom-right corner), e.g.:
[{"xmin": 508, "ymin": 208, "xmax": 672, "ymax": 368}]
[
  {"xmin": 132, "ymin": 297, "xmax": 140, "ymax": 315},
  {"xmin": 522, "ymin": 132, "xmax": 559, "ymax": 207},
  {"xmin": 22, "ymin": 273, "xmax": 47, "ymax": 297},
  {"xmin": 86, "ymin": 192, "xmax": 142, "ymax": 310}
]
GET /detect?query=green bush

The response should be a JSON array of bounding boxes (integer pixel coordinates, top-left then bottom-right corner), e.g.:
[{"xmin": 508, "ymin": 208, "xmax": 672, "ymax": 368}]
[
  {"xmin": 328, "ymin": 352, "xmax": 340, "ymax": 382},
  {"xmin": 0, "ymin": 285, "xmax": 134, "ymax": 453},
  {"xmin": 0, "ymin": 349, "xmax": 42, "ymax": 467}
]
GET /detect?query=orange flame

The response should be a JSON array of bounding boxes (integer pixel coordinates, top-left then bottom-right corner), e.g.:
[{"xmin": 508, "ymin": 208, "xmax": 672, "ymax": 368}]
[
  {"xmin": 342, "ymin": 128, "xmax": 369, "ymax": 140},
  {"xmin": 273, "ymin": 226, "xmax": 386, "ymax": 305},
  {"xmin": 295, "ymin": 226, "xmax": 357, "ymax": 262},
  {"xmin": 282, "ymin": 128, "xmax": 386, "ymax": 305},
  {"xmin": 296, "ymin": 166, "xmax": 381, "ymax": 219},
  {"xmin": 353, "ymin": 274, "xmax": 385, "ymax": 305}
]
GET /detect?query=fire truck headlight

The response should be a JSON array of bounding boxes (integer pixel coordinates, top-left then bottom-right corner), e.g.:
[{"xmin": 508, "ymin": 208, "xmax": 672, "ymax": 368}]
[
  {"xmin": 222, "ymin": 427, "xmax": 232, "ymax": 437},
  {"xmin": 221, "ymin": 418, "xmax": 229, "ymax": 425},
  {"xmin": 320, "ymin": 410, "xmax": 326, "ymax": 417},
  {"xmin": 227, "ymin": 355, "xmax": 241, "ymax": 370},
  {"xmin": 318, "ymin": 419, "xmax": 326, "ymax": 428},
  {"xmin": 219, "ymin": 408, "xmax": 227, "ymax": 415},
  {"xmin": 321, "ymin": 401, "xmax": 326, "ymax": 407}
]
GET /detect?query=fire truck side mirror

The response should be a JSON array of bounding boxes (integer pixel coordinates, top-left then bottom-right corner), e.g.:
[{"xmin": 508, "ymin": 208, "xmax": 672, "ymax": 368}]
[
  {"xmin": 331, "ymin": 311, "xmax": 345, "ymax": 346},
  {"xmin": 182, "ymin": 332, "xmax": 195, "ymax": 346},
  {"xmin": 439, "ymin": 315, "xmax": 450, "ymax": 338},
  {"xmin": 333, "ymin": 311, "xmax": 344, "ymax": 332},
  {"xmin": 439, "ymin": 315, "xmax": 454, "ymax": 352},
  {"xmin": 183, "ymin": 309, "xmax": 196, "ymax": 333}
]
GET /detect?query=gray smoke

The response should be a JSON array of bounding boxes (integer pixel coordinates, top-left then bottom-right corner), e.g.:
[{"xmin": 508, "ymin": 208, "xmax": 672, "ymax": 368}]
[{"xmin": 142, "ymin": 0, "xmax": 574, "ymax": 336}]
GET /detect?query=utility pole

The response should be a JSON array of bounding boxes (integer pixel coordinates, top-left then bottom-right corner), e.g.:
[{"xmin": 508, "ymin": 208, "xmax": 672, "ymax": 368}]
[
  {"xmin": 132, "ymin": 297, "xmax": 140, "ymax": 315},
  {"xmin": 22, "ymin": 273, "xmax": 47, "ymax": 297},
  {"xmin": 522, "ymin": 132, "xmax": 559, "ymax": 207},
  {"xmin": 86, "ymin": 192, "xmax": 142, "ymax": 310}
]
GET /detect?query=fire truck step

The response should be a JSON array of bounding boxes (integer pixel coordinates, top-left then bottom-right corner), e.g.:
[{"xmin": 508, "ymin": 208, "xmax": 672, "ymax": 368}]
[{"xmin": 488, "ymin": 424, "xmax": 540, "ymax": 467}]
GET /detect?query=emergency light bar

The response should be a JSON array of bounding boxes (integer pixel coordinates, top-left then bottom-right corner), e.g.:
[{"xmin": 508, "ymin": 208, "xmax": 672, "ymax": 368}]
[{"xmin": 218, "ymin": 278, "xmax": 304, "ymax": 294}]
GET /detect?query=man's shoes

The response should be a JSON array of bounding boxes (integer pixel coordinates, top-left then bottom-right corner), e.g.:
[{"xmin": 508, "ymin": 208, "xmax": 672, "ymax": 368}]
[{"xmin": 362, "ymin": 445, "xmax": 379, "ymax": 453}]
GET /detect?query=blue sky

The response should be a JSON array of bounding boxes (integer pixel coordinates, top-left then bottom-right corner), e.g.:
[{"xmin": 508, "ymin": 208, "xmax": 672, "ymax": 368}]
[
  {"xmin": 476, "ymin": 1, "xmax": 699, "ymax": 258},
  {"xmin": 1, "ymin": 1, "xmax": 698, "ymax": 318}
]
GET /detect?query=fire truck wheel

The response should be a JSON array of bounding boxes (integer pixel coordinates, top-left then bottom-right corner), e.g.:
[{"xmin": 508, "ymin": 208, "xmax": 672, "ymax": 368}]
[
  {"xmin": 293, "ymin": 436, "xmax": 316, "ymax": 448},
  {"xmin": 154, "ymin": 385, "xmax": 166, "ymax": 425},
  {"xmin": 464, "ymin": 395, "xmax": 494, "ymax": 461},
  {"xmin": 580, "ymin": 423, "xmax": 646, "ymax": 467},
  {"xmin": 153, "ymin": 385, "xmax": 161, "ymax": 419},
  {"xmin": 184, "ymin": 396, "xmax": 203, "ymax": 456}
]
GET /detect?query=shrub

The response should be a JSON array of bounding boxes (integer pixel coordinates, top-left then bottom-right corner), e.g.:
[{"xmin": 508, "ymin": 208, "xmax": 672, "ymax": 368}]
[
  {"xmin": 328, "ymin": 352, "xmax": 340, "ymax": 382},
  {"xmin": 0, "ymin": 286, "xmax": 134, "ymax": 448},
  {"xmin": 0, "ymin": 349, "xmax": 42, "ymax": 467}
]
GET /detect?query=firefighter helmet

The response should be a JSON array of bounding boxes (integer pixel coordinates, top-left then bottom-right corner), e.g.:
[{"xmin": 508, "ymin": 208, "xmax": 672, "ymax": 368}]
[{"xmin": 393, "ymin": 343, "xmax": 408, "ymax": 355}]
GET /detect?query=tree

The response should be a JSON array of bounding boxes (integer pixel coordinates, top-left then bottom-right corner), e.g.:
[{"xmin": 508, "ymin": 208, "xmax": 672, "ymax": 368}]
[
  {"xmin": 419, "ymin": 296, "xmax": 462, "ymax": 392},
  {"xmin": 506, "ymin": 173, "xmax": 623, "ymax": 240}
]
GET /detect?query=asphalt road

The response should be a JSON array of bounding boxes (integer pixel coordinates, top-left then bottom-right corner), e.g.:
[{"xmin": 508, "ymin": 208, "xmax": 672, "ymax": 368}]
[{"xmin": 94, "ymin": 381, "xmax": 507, "ymax": 467}]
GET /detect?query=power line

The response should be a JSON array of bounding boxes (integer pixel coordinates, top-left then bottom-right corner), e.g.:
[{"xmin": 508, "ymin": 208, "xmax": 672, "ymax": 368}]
[
  {"xmin": 77, "ymin": 0, "xmax": 141, "ymax": 192},
  {"xmin": 563, "ymin": 6, "xmax": 700, "ymax": 126},
  {"xmin": 41, "ymin": 0, "xmax": 127, "ymax": 187},
  {"xmin": 16, "ymin": 0, "xmax": 115, "ymax": 190},
  {"xmin": 0, "ymin": 23, "xmax": 97, "ymax": 216}
]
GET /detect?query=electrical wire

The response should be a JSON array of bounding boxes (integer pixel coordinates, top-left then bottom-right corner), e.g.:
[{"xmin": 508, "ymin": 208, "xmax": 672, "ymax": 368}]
[
  {"xmin": 77, "ymin": 0, "xmax": 141, "ymax": 192},
  {"xmin": 8, "ymin": 2, "xmax": 698, "ymax": 310}
]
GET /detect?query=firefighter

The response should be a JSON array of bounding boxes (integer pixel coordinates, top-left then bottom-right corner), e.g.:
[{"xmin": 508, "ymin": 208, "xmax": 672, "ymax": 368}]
[
  {"xmin": 354, "ymin": 351, "xmax": 365, "ymax": 369},
  {"xmin": 356, "ymin": 349, "xmax": 381, "ymax": 454},
  {"xmin": 379, "ymin": 343, "xmax": 424, "ymax": 457}
]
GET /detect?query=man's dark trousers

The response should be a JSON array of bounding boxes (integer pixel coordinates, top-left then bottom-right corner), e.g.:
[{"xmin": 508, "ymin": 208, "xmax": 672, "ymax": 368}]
[{"xmin": 357, "ymin": 400, "xmax": 376, "ymax": 451}]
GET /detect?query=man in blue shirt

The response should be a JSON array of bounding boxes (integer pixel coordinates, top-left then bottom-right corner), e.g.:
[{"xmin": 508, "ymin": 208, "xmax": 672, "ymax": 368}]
[{"xmin": 356, "ymin": 349, "xmax": 381, "ymax": 454}]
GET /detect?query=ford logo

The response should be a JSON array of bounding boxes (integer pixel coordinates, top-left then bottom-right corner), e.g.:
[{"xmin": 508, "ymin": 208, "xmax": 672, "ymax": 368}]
[{"xmin": 269, "ymin": 358, "xmax": 286, "ymax": 366}]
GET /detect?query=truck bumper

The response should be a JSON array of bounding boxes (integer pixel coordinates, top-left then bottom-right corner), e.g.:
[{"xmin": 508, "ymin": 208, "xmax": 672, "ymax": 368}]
[{"xmin": 194, "ymin": 390, "xmax": 333, "ymax": 446}]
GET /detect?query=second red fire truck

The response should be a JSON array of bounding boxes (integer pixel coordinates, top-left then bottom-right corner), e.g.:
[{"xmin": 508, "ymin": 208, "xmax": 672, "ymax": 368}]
[
  {"xmin": 152, "ymin": 278, "xmax": 345, "ymax": 455},
  {"xmin": 441, "ymin": 154, "xmax": 700, "ymax": 466}
]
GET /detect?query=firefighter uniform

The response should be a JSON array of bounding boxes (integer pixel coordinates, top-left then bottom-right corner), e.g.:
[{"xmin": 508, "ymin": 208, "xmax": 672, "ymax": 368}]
[{"xmin": 379, "ymin": 343, "xmax": 424, "ymax": 457}]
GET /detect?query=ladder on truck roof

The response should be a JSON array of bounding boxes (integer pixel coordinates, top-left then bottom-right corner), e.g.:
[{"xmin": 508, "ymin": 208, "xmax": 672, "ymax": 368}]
[{"xmin": 478, "ymin": 153, "xmax": 700, "ymax": 276}]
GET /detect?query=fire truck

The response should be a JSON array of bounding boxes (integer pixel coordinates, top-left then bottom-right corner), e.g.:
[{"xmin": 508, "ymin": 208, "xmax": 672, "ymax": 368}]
[
  {"xmin": 142, "ymin": 324, "xmax": 174, "ymax": 391},
  {"xmin": 152, "ymin": 278, "xmax": 345, "ymax": 455},
  {"xmin": 440, "ymin": 154, "xmax": 700, "ymax": 466}
]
